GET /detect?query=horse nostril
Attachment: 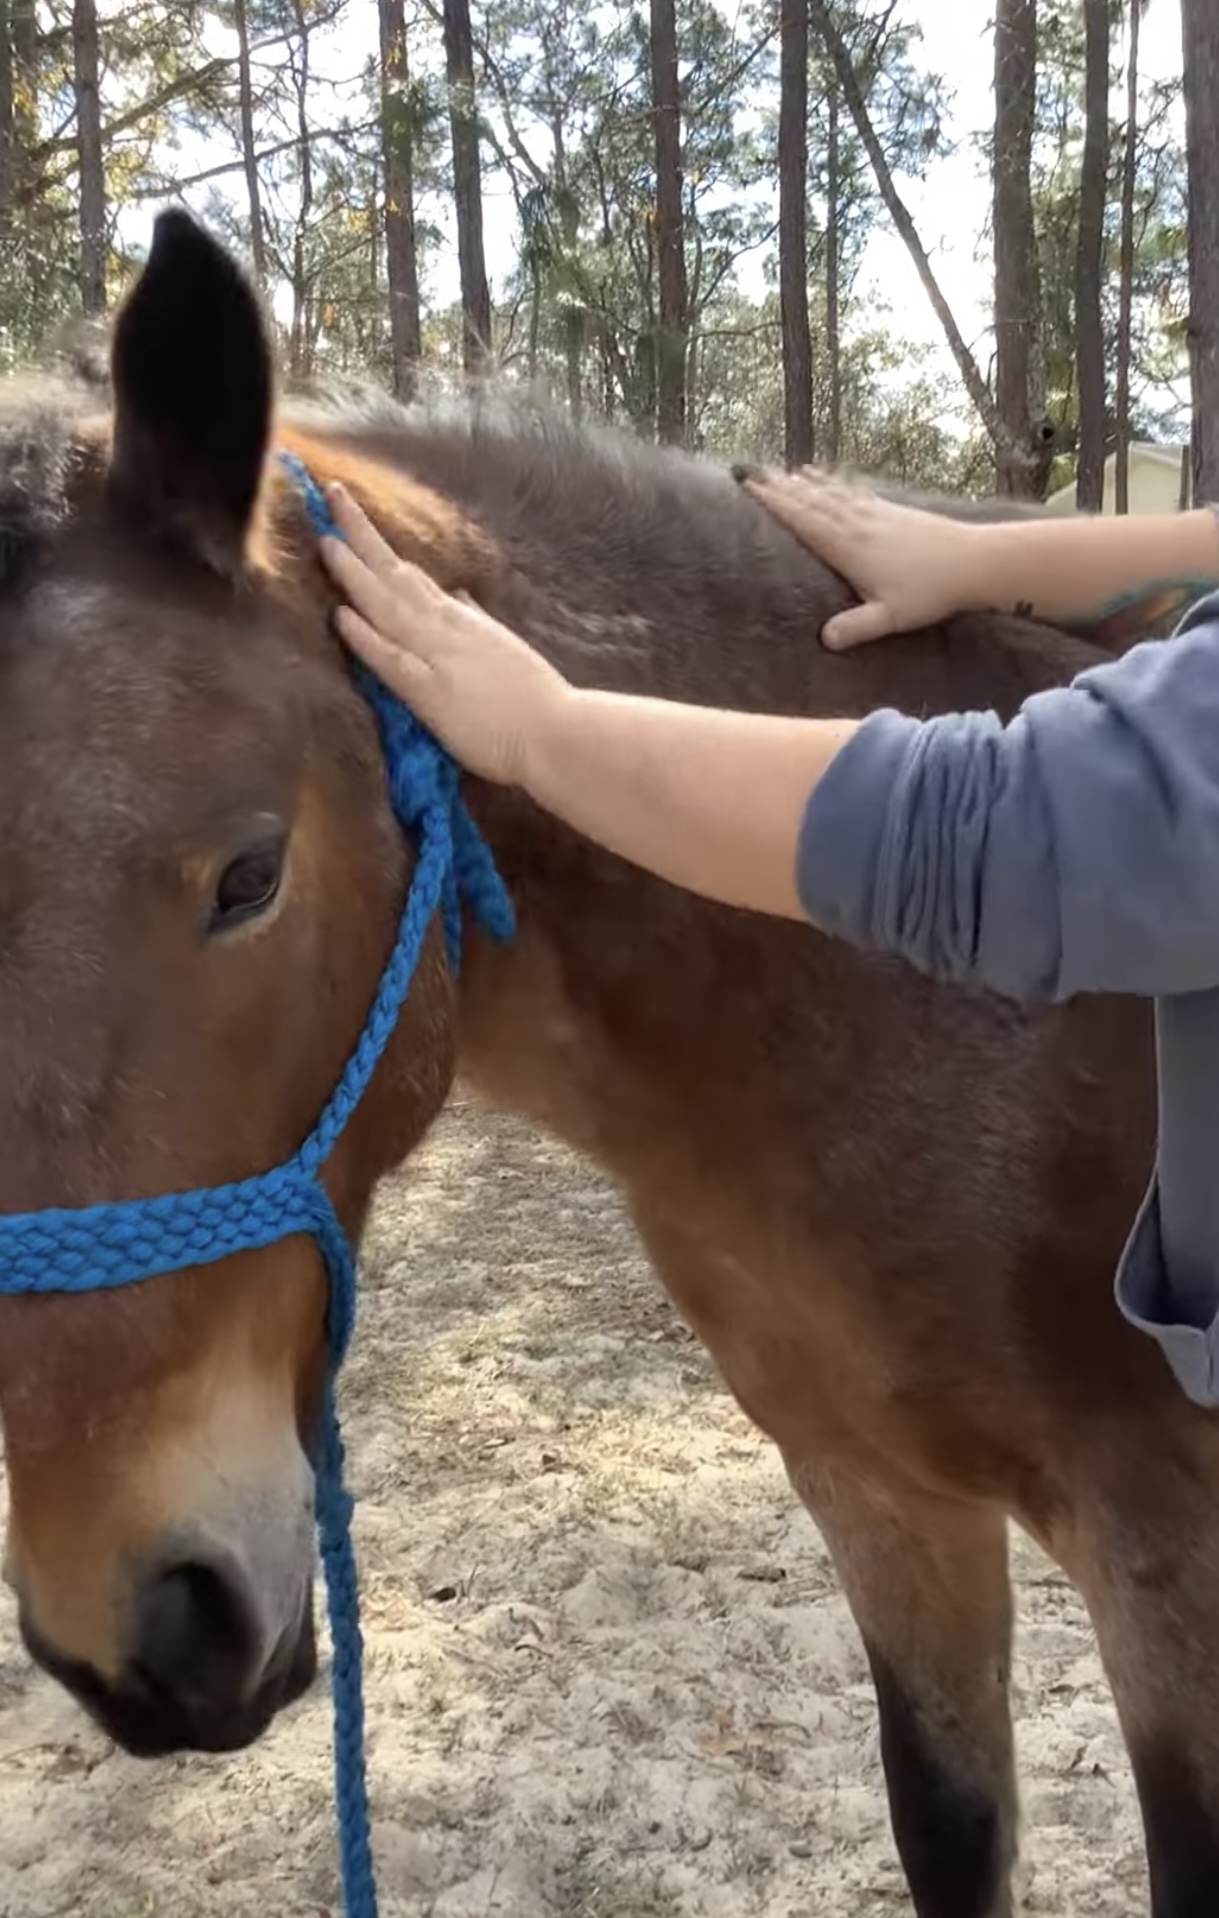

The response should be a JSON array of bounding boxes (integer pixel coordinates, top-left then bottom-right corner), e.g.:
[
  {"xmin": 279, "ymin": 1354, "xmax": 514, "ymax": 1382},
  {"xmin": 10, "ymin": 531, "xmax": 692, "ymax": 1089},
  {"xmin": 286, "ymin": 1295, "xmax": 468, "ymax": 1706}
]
[{"xmin": 132, "ymin": 1560, "xmax": 256, "ymax": 1711}]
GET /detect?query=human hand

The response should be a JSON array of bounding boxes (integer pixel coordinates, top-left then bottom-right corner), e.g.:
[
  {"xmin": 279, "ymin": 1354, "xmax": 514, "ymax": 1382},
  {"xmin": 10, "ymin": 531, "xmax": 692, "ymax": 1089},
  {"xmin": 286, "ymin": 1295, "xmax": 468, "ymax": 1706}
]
[
  {"xmin": 741, "ymin": 466, "xmax": 989, "ymax": 649},
  {"xmin": 318, "ymin": 483, "xmax": 571, "ymax": 787}
]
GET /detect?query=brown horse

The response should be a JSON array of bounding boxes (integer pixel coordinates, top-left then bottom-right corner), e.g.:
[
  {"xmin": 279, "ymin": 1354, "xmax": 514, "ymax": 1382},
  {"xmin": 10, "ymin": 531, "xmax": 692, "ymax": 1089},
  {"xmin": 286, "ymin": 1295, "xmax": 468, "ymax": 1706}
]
[{"xmin": 0, "ymin": 209, "xmax": 1212, "ymax": 1918}]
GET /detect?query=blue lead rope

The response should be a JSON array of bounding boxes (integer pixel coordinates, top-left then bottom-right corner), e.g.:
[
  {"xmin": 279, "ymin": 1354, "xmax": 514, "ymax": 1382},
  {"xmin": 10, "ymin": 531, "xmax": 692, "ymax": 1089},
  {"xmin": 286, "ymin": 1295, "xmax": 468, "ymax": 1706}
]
[{"xmin": 0, "ymin": 452, "xmax": 516, "ymax": 1918}]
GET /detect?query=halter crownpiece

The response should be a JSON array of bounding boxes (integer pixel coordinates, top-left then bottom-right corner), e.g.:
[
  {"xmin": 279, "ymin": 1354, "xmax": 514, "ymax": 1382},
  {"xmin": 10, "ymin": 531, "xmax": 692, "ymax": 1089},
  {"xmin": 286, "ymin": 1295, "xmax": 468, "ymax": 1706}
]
[{"xmin": 0, "ymin": 453, "xmax": 516, "ymax": 1918}]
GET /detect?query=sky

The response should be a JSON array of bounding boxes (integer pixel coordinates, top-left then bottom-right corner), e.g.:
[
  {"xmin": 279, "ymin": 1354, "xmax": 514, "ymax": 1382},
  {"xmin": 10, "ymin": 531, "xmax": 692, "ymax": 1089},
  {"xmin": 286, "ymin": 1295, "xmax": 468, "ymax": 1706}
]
[
  {"xmin": 173, "ymin": 0, "xmax": 1188, "ymax": 410},
  {"xmin": 854, "ymin": 1, "xmax": 1185, "ymax": 375},
  {"xmin": 379, "ymin": 0, "xmax": 1186, "ymax": 400}
]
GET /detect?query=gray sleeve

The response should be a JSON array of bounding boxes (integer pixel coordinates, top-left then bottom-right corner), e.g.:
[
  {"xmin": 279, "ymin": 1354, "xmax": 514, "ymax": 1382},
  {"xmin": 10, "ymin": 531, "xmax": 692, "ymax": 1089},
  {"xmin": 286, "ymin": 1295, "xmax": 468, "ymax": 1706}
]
[{"xmin": 797, "ymin": 592, "xmax": 1219, "ymax": 1004}]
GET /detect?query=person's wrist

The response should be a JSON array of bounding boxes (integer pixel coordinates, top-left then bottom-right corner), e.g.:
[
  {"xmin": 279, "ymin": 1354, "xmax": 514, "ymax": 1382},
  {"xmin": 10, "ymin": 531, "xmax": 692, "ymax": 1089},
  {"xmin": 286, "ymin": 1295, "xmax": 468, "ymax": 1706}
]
[
  {"xmin": 517, "ymin": 674, "xmax": 582, "ymax": 800},
  {"xmin": 953, "ymin": 520, "xmax": 1014, "ymax": 615}
]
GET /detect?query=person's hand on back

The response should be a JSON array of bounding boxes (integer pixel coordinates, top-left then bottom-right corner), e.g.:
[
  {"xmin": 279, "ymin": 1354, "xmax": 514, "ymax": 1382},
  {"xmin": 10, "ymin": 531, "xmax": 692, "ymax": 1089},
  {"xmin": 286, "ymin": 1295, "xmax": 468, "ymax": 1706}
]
[{"xmin": 742, "ymin": 465, "xmax": 990, "ymax": 650}]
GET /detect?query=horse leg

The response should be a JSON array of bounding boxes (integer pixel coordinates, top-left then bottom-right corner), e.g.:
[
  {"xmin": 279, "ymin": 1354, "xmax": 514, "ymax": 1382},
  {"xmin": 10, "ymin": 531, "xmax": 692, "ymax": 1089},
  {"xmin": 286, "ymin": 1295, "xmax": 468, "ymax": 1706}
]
[
  {"xmin": 1058, "ymin": 1447, "xmax": 1219, "ymax": 1918},
  {"xmin": 626, "ymin": 1207, "xmax": 1017, "ymax": 1918},
  {"xmin": 788, "ymin": 1459, "xmax": 1017, "ymax": 1918}
]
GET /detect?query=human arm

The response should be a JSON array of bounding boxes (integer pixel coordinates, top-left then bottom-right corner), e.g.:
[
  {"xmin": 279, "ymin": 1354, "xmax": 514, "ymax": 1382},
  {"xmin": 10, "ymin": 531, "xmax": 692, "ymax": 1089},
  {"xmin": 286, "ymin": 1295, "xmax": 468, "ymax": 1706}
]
[
  {"xmin": 320, "ymin": 483, "xmax": 1219, "ymax": 1003},
  {"xmin": 800, "ymin": 591, "xmax": 1219, "ymax": 1001},
  {"xmin": 743, "ymin": 466, "xmax": 1219, "ymax": 650},
  {"xmin": 525, "ymin": 692, "xmax": 858, "ymax": 918},
  {"xmin": 318, "ymin": 484, "xmax": 856, "ymax": 919}
]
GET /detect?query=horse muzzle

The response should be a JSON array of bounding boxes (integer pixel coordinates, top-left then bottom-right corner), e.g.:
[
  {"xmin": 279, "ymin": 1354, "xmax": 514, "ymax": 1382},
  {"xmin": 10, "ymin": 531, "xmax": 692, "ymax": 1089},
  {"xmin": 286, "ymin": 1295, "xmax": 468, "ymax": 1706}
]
[{"xmin": 19, "ymin": 1547, "xmax": 319, "ymax": 1755}]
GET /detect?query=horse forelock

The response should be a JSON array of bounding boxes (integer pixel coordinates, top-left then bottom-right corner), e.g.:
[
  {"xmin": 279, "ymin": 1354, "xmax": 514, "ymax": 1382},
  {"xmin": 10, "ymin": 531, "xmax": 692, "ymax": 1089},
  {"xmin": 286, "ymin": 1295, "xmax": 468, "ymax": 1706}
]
[{"xmin": 0, "ymin": 385, "xmax": 93, "ymax": 601}]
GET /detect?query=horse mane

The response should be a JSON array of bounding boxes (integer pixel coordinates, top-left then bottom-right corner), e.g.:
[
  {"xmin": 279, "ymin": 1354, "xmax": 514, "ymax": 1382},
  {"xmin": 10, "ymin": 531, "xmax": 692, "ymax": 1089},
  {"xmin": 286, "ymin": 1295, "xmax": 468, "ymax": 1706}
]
[
  {"xmin": 0, "ymin": 346, "xmax": 1110, "ymax": 716},
  {"xmin": 274, "ymin": 387, "xmax": 1113, "ymax": 725}
]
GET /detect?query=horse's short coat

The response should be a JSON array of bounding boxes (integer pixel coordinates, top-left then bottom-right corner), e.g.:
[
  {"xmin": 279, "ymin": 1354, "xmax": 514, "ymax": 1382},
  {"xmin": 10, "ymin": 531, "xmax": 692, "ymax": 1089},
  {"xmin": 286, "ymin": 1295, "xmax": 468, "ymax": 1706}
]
[{"xmin": 0, "ymin": 210, "xmax": 1214, "ymax": 1918}]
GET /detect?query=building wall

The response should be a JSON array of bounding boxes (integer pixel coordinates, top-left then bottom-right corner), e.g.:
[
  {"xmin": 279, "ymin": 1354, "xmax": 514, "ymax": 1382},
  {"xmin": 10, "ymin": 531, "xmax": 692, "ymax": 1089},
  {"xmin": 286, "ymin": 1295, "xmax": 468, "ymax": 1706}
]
[{"xmin": 1043, "ymin": 446, "xmax": 1190, "ymax": 515}]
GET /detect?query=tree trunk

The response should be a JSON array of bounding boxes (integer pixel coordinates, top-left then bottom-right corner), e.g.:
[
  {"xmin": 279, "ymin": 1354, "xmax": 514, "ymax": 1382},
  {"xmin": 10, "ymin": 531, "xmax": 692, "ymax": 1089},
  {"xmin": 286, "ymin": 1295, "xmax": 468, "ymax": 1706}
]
[
  {"xmin": 564, "ymin": 307, "xmax": 584, "ymax": 419},
  {"xmin": 1075, "ymin": 0, "xmax": 1109, "ymax": 510},
  {"xmin": 233, "ymin": 0, "xmax": 266, "ymax": 288},
  {"xmin": 0, "ymin": 4, "xmax": 14, "ymax": 249},
  {"xmin": 2, "ymin": 0, "xmax": 35, "ymax": 282},
  {"xmin": 9, "ymin": 0, "xmax": 32, "ymax": 201},
  {"xmin": 11, "ymin": 0, "xmax": 31, "ymax": 119},
  {"xmin": 993, "ymin": 0, "xmax": 1050, "ymax": 497},
  {"xmin": 779, "ymin": 0, "xmax": 813, "ymax": 467},
  {"xmin": 72, "ymin": 0, "xmax": 105, "ymax": 316},
  {"xmin": 288, "ymin": 0, "xmax": 314, "ymax": 380},
  {"xmin": 379, "ymin": 0, "xmax": 422, "ymax": 398},
  {"xmin": 649, "ymin": 0, "xmax": 688, "ymax": 444},
  {"xmin": 527, "ymin": 265, "xmax": 541, "ymax": 383},
  {"xmin": 442, "ymin": 0, "xmax": 492, "ymax": 374},
  {"xmin": 1115, "ymin": 1, "xmax": 1143, "ymax": 515},
  {"xmin": 368, "ymin": 159, "xmax": 380, "ymax": 295},
  {"xmin": 559, "ymin": 209, "xmax": 584, "ymax": 420},
  {"xmin": 825, "ymin": 79, "xmax": 841, "ymax": 464},
  {"xmin": 9, "ymin": 0, "xmax": 32, "ymax": 152},
  {"xmin": 546, "ymin": 103, "xmax": 585, "ymax": 419},
  {"xmin": 810, "ymin": 0, "xmax": 1007, "ymax": 456},
  {"xmin": 1181, "ymin": 0, "xmax": 1219, "ymax": 503}
]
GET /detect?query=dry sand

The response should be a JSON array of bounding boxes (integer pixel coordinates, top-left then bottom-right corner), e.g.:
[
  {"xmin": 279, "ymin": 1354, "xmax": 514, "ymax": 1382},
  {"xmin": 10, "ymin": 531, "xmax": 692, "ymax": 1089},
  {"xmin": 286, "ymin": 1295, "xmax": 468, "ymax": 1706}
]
[{"xmin": 0, "ymin": 1103, "xmax": 1151, "ymax": 1916}]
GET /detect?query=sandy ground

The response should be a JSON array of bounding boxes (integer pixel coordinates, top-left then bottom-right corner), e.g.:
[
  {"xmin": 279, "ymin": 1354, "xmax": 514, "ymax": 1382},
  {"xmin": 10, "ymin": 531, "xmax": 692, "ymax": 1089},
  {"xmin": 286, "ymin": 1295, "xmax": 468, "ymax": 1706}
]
[{"xmin": 0, "ymin": 1101, "xmax": 1153, "ymax": 1918}]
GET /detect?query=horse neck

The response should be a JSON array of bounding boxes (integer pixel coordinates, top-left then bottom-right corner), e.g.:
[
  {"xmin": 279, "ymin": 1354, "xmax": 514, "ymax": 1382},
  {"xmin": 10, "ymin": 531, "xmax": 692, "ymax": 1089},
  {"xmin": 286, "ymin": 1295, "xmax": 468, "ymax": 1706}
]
[
  {"xmin": 449, "ymin": 755, "xmax": 821, "ymax": 1200},
  {"xmin": 281, "ymin": 417, "xmax": 1116, "ymax": 1163}
]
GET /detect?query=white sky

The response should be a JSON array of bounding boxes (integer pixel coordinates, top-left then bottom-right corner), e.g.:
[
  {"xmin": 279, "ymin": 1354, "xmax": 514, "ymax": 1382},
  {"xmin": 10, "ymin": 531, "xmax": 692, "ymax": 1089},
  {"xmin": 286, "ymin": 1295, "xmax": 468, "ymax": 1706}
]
[
  {"xmin": 420, "ymin": 2, "xmax": 1184, "ymax": 363},
  {"xmin": 386, "ymin": 0, "xmax": 1186, "ymax": 397},
  {"xmin": 856, "ymin": 1, "xmax": 1185, "ymax": 374},
  {"xmin": 154, "ymin": 0, "xmax": 1188, "ymax": 406}
]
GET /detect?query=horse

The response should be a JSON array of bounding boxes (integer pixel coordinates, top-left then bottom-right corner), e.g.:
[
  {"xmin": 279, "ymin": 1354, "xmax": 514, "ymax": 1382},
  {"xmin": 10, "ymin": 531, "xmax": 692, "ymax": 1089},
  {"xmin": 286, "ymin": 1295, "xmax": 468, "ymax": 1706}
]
[{"xmin": 0, "ymin": 208, "xmax": 1212, "ymax": 1918}]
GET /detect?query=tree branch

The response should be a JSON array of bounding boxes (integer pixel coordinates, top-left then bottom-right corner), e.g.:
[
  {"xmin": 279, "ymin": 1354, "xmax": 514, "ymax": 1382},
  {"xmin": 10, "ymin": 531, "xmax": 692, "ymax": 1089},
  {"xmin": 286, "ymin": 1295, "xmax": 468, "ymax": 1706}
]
[
  {"xmin": 810, "ymin": 0, "xmax": 1005, "ymax": 449},
  {"xmin": 121, "ymin": 119, "xmax": 376, "ymax": 202},
  {"xmin": 31, "ymin": 12, "xmax": 347, "ymax": 165}
]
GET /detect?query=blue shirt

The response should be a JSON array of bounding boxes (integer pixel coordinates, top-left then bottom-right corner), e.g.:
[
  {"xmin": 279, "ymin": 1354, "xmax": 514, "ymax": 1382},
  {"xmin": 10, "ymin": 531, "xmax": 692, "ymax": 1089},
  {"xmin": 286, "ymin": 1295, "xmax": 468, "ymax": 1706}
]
[{"xmin": 797, "ymin": 589, "xmax": 1219, "ymax": 1409}]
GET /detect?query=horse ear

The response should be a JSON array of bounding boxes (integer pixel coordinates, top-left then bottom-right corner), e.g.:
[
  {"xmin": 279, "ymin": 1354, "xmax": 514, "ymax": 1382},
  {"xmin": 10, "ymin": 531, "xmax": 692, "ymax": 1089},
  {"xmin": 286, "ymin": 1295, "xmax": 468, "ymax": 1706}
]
[{"xmin": 108, "ymin": 209, "xmax": 274, "ymax": 575}]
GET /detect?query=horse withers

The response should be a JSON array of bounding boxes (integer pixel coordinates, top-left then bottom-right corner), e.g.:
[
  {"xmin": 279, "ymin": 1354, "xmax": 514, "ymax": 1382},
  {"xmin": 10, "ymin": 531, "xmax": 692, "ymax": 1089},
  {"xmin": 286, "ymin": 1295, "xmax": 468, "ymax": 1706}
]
[{"xmin": 0, "ymin": 211, "xmax": 1212, "ymax": 1918}]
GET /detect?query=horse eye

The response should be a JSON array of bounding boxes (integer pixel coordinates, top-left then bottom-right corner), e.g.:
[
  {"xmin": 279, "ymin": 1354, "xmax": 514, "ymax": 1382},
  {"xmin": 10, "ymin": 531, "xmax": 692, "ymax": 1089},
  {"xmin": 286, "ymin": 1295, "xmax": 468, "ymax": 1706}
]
[{"xmin": 209, "ymin": 838, "xmax": 286, "ymax": 934}]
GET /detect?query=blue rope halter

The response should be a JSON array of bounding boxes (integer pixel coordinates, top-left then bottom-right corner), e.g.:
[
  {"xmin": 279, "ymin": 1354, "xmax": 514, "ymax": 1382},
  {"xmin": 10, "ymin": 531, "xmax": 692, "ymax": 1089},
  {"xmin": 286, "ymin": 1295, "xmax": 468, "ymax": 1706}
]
[{"xmin": 0, "ymin": 451, "xmax": 515, "ymax": 1918}]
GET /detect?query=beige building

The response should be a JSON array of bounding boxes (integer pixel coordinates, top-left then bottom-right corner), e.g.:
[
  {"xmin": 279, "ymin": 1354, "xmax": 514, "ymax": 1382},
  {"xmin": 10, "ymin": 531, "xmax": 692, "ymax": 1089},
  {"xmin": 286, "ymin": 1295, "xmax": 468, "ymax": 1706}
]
[{"xmin": 1044, "ymin": 441, "xmax": 1191, "ymax": 515}]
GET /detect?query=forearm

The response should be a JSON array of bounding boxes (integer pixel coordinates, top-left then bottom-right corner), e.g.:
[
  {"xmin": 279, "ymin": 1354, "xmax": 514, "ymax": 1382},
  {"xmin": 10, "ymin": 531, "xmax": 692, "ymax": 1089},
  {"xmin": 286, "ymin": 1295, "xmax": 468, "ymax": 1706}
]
[
  {"xmin": 524, "ymin": 686, "xmax": 858, "ymax": 918},
  {"xmin": 967, "ymin": 506, "xmax": 1219, "ymax": 633}
]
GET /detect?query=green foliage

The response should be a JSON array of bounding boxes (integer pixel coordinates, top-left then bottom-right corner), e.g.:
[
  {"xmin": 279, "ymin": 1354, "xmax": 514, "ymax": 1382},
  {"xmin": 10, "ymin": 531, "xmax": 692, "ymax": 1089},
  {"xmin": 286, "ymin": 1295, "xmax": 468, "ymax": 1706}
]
[
  {"xmin": 694, "ymin": 285, "xmax": 992, "ymax": 489},
  {"xmin": 0, "ymin": 0, "xmax": 1190, "ymax": 492},
  {"xmin": 1031, "ymin": 0, "xmax": 1188, "ymax": 450}
]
